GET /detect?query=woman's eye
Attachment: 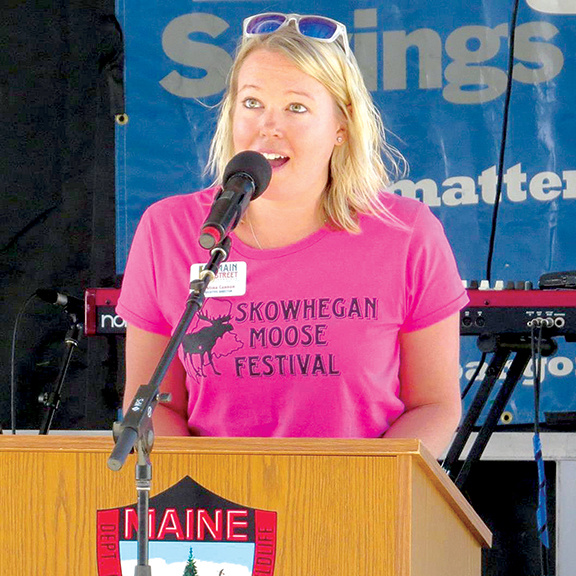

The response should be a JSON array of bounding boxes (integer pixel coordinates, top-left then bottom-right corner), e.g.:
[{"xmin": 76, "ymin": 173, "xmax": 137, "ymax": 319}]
[
  {"xmin": 242, "ymin": 98, "xmax": 261, "ymax": 109},
  {"xmin": 289, "ymin": 103, "xmax": 308, "ymax": 113}
]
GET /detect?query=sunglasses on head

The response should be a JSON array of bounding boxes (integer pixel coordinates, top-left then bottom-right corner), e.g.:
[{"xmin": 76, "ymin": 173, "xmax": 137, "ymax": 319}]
[{"xmin": 242, "ymin": 12, "xmax": 350, "ymax": 56}]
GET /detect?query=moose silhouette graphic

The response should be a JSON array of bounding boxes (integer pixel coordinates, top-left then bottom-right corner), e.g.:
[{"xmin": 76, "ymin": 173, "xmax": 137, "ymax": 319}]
[{"xmin": 181, "ymin": 300, "xmax": 243, "ymax": 379}]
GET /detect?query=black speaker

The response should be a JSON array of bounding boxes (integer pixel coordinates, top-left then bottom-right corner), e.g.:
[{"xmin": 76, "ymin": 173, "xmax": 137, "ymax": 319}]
[{"xmin": 457, "ymin": 460, "xmax": 556, "ymax": 576}]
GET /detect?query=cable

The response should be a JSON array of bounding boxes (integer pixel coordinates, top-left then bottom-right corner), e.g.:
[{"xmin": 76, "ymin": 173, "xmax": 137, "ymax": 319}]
[
  {"xmin": 531, "ymin": 325, "xmax": 543, "ymax": 436},
  {"xmin": 463, "ymin": 0, "xmax": 521, "ymax": 426},
  {"xmin": 485, "ymin": 0, "xmax": 521, "ymax": 284},
  {"xmin": 530, "ymin": 324, "xmax": 549, "ymax": 576},
  {"xmin": 10, "ymin": 292, "xmax": 39, "ymax": 434}
]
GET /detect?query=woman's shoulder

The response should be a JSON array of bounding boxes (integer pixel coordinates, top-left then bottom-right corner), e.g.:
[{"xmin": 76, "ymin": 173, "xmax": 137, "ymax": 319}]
[
  {"xmin": 137, "ymin": 188, "xmax": 219, "ymax": 234},
  {"xmin": 379, "ymin": 190, "xmax": 429, "ymax": 219},
  {"xmin": 144, "ymin": 187, "xmax": 218, "ymax": 218},
  {"xmin": 358, "ymin": 190, "xmax": 433, "ymax": 233}
]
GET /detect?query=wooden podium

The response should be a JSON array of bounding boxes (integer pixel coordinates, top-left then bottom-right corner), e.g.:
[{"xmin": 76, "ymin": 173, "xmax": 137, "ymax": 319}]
[{"xmin": 0, "ymin": 436, "xmax": 490, "ymax": 575}]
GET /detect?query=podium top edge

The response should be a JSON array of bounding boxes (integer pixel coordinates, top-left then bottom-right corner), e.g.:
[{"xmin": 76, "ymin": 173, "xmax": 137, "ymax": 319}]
[{"xmin": 0, "ymin": 435, "xmax": 424, "ymax": 455}]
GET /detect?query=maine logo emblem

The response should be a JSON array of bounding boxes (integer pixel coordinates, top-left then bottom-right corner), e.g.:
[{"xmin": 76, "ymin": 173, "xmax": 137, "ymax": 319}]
[{"xmin": 97, "ymin": 476, "xmax": 277, "ymax": 575}]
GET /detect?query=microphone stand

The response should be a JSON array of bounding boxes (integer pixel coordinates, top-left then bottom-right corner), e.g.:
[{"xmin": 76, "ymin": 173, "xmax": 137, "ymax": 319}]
[
  {"xmin": 107, "ymin": 237, "xmax": 232, "ymax": 576},
  {"xmin": 38, "ymin": 311, "xmax": 83, "ymax": 435}
]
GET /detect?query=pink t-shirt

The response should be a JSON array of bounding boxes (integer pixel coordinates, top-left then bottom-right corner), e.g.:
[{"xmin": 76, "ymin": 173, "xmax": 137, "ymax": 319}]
[{"xmin": 116, "ymin": 189, "xmax": 468, "ymax": 438}]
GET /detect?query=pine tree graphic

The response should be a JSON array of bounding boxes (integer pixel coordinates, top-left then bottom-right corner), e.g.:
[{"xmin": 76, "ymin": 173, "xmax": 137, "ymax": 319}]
[{"xmin": 183, "ymin": 547, "xmax": 199, "ymax": 576}]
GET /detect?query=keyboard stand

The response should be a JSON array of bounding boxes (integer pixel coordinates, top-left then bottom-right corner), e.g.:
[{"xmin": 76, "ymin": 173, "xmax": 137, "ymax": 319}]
[{"xmin": 443, "ymin": 333, "xmax": 557, "ymax": 490}]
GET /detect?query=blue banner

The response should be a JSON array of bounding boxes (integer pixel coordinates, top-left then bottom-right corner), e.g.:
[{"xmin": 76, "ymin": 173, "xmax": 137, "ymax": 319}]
[{"xmin": 115, "ymin": 0, "xmax": 576, "ymax": 425}]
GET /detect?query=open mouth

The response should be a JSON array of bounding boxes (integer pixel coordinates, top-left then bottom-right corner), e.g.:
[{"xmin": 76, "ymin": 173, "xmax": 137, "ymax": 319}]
[{"xmin": 262, "ymin": 152, "xmax": 289, "ymax": 169}]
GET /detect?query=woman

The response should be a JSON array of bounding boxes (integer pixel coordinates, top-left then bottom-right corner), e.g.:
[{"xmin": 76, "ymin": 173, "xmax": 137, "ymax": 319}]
[{"xmin": 116, "ymin": 13, "xmax": 466, "ymax": 458}]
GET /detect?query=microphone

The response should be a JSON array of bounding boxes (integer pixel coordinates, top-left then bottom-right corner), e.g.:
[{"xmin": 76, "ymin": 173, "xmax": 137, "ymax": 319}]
[
  {"xmin": 36, "ymin": 289, "xmax": 84, "ymax": 316},
  {"xmin": 199, "ymin": 150, "xmax": 272, "ymax": 250}
]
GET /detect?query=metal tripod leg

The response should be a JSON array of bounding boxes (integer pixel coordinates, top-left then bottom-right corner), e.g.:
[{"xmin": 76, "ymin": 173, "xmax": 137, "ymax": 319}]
[
  {"xmin": 445, "ymin": 334, "xmax": 557, "ymax": 491},
  {"xmin": 454, "ymin": 349, "xmax": 532, "ymax": 489},
  {"xmin": 443, "ymin": 346, "xmax": 511, "ymax": 478}
]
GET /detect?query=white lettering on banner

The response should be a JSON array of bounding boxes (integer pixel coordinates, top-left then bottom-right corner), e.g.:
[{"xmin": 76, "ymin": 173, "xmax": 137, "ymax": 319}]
[
  {"xmin": 354, "ymin": 14, "xmax": 564, "ymax": 104},
  {"xmin": 159, "ymin": 10, "xmax": 566, "ymax": 104},
  {"xmin": 160, "ymin": 13, "xmax": 233, "ymax": 98},
  {"xmin": 391, "ymin": 164, "xmax": 576, "ymax": 207},
  {"xmin": 443, "ymin": 24, "xmax": 509, "ymax": 105},
  {"xmin": 462, "ymin": 356, "xmax": 576, "ymax": 387},
  {"xmin": 527, "ymin": 0, "xmax": 576, "ymax": 15}
]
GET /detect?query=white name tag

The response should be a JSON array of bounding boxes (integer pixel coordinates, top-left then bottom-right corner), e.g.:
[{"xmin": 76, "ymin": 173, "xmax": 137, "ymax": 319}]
[{"xmin": 190, "ymin": 261, "xmax": 247, "ymax": 297}]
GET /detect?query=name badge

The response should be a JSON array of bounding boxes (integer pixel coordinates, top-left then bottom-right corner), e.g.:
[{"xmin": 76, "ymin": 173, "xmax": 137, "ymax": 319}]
[{"xmin": 190, "ymin": 261, "xmax": 247, "ymax": 297}]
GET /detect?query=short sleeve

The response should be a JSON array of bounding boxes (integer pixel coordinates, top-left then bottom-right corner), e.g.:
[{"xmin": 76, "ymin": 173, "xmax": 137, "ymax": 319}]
[
  {"xmin": 115, "ymin": 207, "xmax": 173, "ymax": 336},
  {"xmin": 401, "ymin": 204, "xmax": 468, "ymax": 332}
]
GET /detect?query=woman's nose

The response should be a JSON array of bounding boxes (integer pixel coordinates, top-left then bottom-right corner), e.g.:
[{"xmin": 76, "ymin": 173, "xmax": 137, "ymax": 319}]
[{"xmin": 259, "ymin": 109, "xmax": 283, "ymax": 138}]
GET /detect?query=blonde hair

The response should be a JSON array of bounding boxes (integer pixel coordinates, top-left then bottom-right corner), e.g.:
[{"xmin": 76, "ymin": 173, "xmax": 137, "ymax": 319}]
[{"xmin": 207, "ymin": 24, "xmax": 405, "ymax": 232}]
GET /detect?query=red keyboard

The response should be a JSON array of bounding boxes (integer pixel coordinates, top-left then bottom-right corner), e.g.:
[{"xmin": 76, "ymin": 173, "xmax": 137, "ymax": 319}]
[
  {"xmin": 83, "ymin": 287, "xmax": 576, "ymax": 338},
  {"xmin": 462, "ymin": 289, "xmax": 576, "ymax": 338}
]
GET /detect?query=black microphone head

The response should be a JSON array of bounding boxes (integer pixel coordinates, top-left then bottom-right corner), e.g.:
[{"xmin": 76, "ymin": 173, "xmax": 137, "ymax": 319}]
[
  {"xmin": 223, "ymin": 151, "xmax": 272, "ymax": 199},
  {"xmin": 36, "ymin": 289, "xmax": 59, "ymax": 304},
  {"xmin": 36, "ymin": 288, "xmax": 84, "ymax": 315}
]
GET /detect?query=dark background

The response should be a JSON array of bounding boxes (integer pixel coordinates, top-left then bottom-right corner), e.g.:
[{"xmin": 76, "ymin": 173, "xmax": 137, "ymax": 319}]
[
  {"xmin": 0, "ymin": 2, "xmax": 558, "ymax": 574},
  {"xmin": 460, "ymin": 460, "xmax": 556, "ymax": 576},
  {"xmin": 0, "ymin": 0, "xmax": 123, "ymax": 432}
]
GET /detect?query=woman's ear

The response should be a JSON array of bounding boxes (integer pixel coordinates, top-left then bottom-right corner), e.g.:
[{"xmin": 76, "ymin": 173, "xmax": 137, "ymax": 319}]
[{"xmin": 335, "ymin": 104, "xmax": 352, "ymax": 145}]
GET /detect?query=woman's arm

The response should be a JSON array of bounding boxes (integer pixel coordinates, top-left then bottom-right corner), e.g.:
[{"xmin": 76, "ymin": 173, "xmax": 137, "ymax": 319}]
[
  {"xmin": 123, "ymin": 323, "xmax": 191, "ymax": 436},
  {"xmin": 383, "ymin": 312, "xmax": 462, "ymax": 458}
]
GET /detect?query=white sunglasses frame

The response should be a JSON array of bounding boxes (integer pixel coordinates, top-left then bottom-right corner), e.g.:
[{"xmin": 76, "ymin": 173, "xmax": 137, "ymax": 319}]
[{"xmin": 242, "ymin": 12, "xmax": 350, "ymax": 56}]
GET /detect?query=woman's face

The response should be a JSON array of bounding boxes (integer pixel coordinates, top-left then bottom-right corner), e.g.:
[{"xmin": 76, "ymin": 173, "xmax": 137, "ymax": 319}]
[{"xmin": 232, "ymin": 49, "xmax": 345, "ymax": 205}]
